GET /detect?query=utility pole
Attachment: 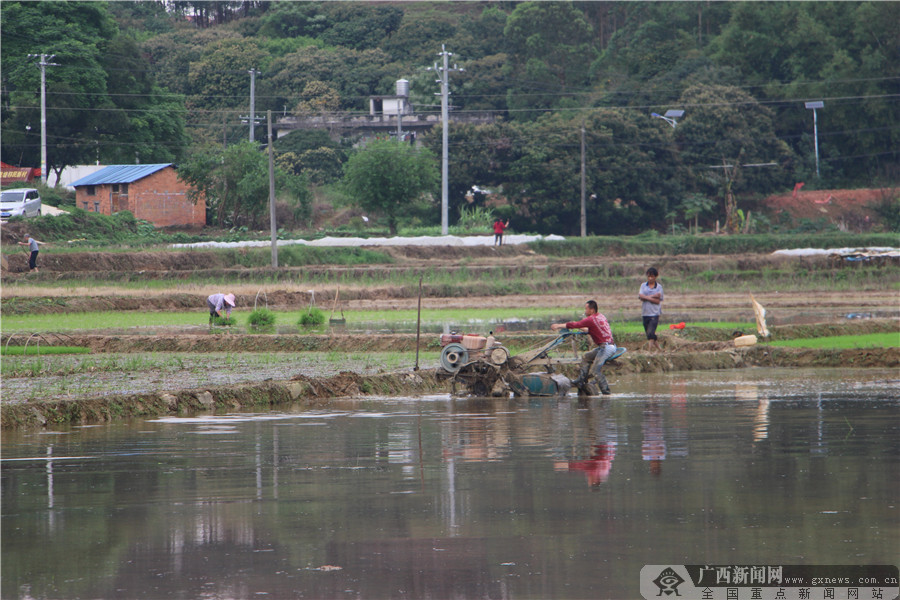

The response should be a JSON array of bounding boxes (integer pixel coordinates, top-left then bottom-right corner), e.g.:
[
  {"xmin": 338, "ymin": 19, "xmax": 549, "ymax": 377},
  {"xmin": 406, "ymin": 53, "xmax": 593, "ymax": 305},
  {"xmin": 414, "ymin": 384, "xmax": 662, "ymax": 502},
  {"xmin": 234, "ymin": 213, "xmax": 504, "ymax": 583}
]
[
  {"xmin": 804, "ymin": 101, "xmax": 823, "ymax": 178},
  {"xmin": 580, "ymin": 125, "xmax": 587, "ymax": 237},
  {"xmin": 28, "ymin": 53, "xmax": 58, "ymax": 185},
  {"xmin": 267, "ymin": 110, "xmax": 278, "ymax": 268},
  {"xmin": 242, "ymin": 68, "xmax": 262, "ymax": 142},
  {"xmin": 430, "ymin": 45, "xmax": 463, "ymax": 235}
]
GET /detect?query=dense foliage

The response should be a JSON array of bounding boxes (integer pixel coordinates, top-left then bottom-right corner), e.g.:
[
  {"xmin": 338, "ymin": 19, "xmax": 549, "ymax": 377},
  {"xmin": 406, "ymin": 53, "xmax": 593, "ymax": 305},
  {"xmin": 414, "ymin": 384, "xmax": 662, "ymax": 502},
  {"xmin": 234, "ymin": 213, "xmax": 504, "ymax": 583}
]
[
  {"xmin": 341, "ymin": 139, "xmax": 438, "ymax": 234},
  {"xmin": 2, "ymin": 1, "xmax": 897, "ymax": 235}
]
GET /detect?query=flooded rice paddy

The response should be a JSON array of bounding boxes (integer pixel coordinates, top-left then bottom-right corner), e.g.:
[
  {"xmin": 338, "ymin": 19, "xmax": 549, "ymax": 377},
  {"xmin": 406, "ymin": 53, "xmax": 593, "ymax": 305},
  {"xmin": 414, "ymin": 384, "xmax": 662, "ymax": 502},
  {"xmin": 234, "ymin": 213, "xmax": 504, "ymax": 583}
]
[
  {"xmin": 0, "ymin": 351, "xmax": 421, "ymax": 403},
  {"xmin": 2, "ymin": 368, "xmax": 898, "ymax": 599}
]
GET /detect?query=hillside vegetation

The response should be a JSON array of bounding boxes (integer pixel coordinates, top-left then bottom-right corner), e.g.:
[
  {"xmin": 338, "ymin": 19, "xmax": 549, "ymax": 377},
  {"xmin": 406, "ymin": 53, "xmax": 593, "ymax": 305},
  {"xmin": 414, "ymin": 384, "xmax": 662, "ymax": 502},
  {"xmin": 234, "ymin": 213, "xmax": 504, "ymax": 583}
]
[{"xmin": 2, "ymin": 1, "xmax": 898, "ymax": 236}]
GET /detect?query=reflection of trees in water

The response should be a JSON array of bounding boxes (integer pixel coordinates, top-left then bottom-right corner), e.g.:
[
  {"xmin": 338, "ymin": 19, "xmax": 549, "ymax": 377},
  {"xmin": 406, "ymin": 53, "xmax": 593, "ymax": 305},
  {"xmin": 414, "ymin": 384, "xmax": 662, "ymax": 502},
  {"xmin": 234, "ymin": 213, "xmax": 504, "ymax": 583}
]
[{"xmin": 5, "ymin": 376, "xmax": 898, "ymax": 599}]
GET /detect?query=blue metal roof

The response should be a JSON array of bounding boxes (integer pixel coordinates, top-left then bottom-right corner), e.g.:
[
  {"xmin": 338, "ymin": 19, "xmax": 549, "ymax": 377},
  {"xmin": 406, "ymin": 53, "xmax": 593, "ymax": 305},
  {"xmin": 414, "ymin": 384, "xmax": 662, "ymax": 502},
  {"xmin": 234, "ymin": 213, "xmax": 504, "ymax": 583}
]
[{"xmin": 70, "ymin": 164, "xmax": 173, "ymax": 187}]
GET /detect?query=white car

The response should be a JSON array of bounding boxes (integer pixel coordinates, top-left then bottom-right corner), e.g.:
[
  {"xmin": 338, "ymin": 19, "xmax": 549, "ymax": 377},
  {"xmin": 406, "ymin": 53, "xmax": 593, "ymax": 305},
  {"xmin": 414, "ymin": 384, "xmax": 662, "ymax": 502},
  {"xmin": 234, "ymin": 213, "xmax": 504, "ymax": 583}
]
[{"xmin": 0, "ymin": 188, "xmax": 42, "ymax": 219}]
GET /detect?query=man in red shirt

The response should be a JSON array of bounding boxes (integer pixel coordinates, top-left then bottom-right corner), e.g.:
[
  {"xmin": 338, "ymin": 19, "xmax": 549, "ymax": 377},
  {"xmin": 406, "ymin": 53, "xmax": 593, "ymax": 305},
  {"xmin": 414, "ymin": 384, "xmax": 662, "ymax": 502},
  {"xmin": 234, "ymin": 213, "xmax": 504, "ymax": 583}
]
[
  {"xmin": 493, "ymin": 218, "xmax": 509, "ymax": 245},
  {"xmin": 551, "ymin": 300, "xmax": 616, "ymax": 395}
]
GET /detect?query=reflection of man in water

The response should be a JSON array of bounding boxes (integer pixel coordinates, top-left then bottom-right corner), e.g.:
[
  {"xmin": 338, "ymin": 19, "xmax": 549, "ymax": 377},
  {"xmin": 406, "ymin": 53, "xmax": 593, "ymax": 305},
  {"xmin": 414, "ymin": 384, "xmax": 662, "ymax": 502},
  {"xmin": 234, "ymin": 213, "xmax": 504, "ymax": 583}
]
[
  {"xmin": 642, "ymin": 402, "xmax": 667, "ymax": 476},
  {"xmin": 561, "ymin": 443, "xmax": 617, "ymax": 486}
]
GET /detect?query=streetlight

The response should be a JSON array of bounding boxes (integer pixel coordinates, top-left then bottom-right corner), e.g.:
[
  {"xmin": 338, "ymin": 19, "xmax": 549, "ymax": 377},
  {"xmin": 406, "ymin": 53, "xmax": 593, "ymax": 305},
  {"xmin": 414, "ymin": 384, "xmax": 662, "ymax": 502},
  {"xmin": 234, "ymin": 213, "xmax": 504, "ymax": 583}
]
[
  {"xmin": 804, "ymin": 101, "xmax": 824, "ymax": 178},
  {"xmin": 651, "ymin": 109, "xmax": 684, "ymax": 128}
]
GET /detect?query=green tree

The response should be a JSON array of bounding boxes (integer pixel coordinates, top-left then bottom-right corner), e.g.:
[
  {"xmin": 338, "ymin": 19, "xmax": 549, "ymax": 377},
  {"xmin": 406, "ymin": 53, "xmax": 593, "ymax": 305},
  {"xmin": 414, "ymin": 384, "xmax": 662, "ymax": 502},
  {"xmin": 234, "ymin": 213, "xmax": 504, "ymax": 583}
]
[
  {"xmin": 178, "ymin": 141, "xmax": 310, "ymax": 228},
  {"xmin": 264, "ymin": 46, "xmax": 395, "ymax": 113},
  {"xmin": 679, "ymin": 193, "xmax": 717, "ymax": 233},
  {"xmin": 1, "ymin": 2, "xmax": 188, "ymax": 175},
  {"xmin": 1, "ymin": 2, "xmax": 112, "ymax": 173},
  {"xmin": 273, "ymin": 129, "xmax": 347, "ymax": 184},
  {"xmin": 319, "ymin": 4, "xmax": 403, "ymax": 50},
  {"xmin": 420, "ymin": 122, "xmax": 515, "ymax": 221},
  {"xmin": 380, "ymin": 17, "xmax": 457, "ymax": 64},
  {"xmin": 98, "ymin": 35, "xmax": 189, "ymax": 164},
  {"xmin": 503, "ymin": 2, "xmax": 598, "ymax": 119},
  {"xmin": 341, "ymin": 139, "xmax": 438, "ymax": 234},
  {"xmin": 186, "ymin": 38, "xmax": 269, "ymax": 111},
  {"xmin": 494, "ymin": 109, "xmax": 681, "ymax": 236},
  {"xmin": 674, "ymin": 83, "xmax": 795, "ymax": 200},
  {"xmin": 294, "ymin": 81, "xmax": 340, "ymax": 117},
  {"xmin": 709, "ymin": 2, "xmax": 900, "ymax": 183}
]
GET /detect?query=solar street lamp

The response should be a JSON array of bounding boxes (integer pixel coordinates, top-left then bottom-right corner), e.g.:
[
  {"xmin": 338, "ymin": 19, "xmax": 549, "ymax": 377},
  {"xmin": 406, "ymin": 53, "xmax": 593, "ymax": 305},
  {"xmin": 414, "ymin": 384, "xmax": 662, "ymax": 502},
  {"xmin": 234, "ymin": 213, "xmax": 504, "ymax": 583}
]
[
  {"xmin": 651, "ymin": 109, "xmax": 685, "ymax": 128},
  {"xmin": 804, "ymin": 101, "xmax": 824, "ymax": 178}
]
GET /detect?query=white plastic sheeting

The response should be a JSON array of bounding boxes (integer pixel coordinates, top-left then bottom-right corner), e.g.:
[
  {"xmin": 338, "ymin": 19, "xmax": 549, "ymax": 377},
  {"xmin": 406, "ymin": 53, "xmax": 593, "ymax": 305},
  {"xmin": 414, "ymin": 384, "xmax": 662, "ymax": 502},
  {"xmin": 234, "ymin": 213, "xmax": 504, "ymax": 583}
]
[
  {"xmin": 773, "ymin": 247, "xmax": 899, "ymax": 257},
  {"xmin": 172, "ymin": 234, "xmax": 566, "ymax": 249}
]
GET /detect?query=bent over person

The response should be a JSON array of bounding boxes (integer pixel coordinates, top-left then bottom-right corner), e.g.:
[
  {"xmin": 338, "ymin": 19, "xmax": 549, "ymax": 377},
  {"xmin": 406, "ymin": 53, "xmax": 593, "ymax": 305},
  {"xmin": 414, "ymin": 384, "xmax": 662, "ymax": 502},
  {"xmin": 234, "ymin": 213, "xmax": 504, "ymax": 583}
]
[
  {"xmin": 18, "ymin": 234, "xmax": 43, "ymax": 272},
  {"xmin": 207, "ymin": 293, "xmax": 236, "ymax": 324},
  {"xmin": 551, "ymin": 300, "xmax": 616, "ymax": 395}
]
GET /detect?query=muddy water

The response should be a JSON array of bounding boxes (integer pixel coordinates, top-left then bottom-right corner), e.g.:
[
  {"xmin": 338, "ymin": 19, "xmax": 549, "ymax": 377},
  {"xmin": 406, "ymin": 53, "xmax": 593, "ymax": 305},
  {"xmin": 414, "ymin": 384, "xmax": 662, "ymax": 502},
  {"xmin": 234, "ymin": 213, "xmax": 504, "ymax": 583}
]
[{"xmin": 2, "ymin": 368, "xmax": 897, "ymax": 599}]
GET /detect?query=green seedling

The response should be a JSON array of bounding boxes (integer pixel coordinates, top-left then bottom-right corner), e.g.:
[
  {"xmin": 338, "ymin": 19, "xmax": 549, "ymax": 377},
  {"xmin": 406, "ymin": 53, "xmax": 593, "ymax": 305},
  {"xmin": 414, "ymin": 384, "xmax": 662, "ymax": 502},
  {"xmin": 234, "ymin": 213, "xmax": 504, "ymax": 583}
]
[
  {"xmin": 1, "ymin": 345, "xmax": 90, "ymax": 356},
  {"xmin": 247, "ymin": 308, "xmax": 276, "ymax": 332},
  {"xmin": 769, "ymin": 332, "xmax": 899, "ymax": 349},
  {"xmin": 299, "ymin": 308, "xmax": 326, "ymax": 326}
]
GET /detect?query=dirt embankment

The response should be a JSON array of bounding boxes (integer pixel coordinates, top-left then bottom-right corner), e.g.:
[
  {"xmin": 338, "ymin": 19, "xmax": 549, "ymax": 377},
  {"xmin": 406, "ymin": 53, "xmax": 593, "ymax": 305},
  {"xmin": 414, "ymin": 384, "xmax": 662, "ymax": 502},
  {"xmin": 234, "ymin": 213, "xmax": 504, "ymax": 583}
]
[
  {"xmin": 3, "ymin": 343, "xmax": 897, "ymax": 431},
  {"xmin": 0, "ymin": 370, "xmax": 445, "ymax": 430},
  {"xmin": 763, "ymin": 187, "xmax": 895, "ymax": 227},
  {"xmin": 1, "ymin": 319, "xmax": 894, "ymax": 354},
  {"xmin": 0, "ymin": 243, "xmax": 535, "ymax": 276},
  {"xmin": 0, "ymin": 251, "xmax": 888, "ymax": 316}
]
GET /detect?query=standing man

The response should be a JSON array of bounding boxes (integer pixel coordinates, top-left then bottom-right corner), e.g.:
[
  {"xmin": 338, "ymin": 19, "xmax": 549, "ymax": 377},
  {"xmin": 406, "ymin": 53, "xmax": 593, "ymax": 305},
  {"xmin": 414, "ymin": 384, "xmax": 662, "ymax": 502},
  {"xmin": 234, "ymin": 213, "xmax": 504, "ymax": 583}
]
[
  {"xmin": 207, "ymin": 293, "xmax": 236, "ymax": 324},
  {"xmin": 493, "ymin": 218, "xmax": 509, "ymax": 246},
  {"xmin": 638, "ymin": 267, "xmax": 664, "ymax": 352},
  {"xmin": 551, "ymin": 300, "xmax": 616, "ymax": 395},
  {"xmin": 18, "ymin": 234, "xmax": 44, "ymax": 273}
]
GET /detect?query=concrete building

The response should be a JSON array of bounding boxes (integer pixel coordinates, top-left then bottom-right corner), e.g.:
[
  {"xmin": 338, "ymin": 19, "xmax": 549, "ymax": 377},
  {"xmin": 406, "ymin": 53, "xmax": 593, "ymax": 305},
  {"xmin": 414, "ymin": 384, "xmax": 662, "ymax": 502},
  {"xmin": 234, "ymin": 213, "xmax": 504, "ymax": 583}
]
[
  {"xmin": 273, "ymin": 79, "xmax": 495, "ymax": 144},
  {"xmin": 70, "ymin": 164, "xmax": 204, "ymax": 228}
]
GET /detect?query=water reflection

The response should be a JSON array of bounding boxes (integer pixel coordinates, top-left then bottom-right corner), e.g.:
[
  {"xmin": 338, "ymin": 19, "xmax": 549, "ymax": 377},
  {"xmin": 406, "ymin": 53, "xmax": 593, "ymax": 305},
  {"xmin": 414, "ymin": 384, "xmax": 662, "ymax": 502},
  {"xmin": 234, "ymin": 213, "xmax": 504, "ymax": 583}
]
[
  {"xmin": 2, "ymin": 368, "xmax": 898, "ymax": 599},
  {"xmin": 642, "ymin": 401, "xmax": 667, "ymax": 476}
]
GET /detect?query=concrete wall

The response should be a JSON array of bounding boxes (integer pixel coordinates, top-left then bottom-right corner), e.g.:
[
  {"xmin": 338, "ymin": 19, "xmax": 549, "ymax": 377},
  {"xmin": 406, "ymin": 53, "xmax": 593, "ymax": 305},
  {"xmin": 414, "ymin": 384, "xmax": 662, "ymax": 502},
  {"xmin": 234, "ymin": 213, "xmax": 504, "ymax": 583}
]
[{"xmin": 47, "ymin": 165, "xmax": 105, "ymax": 190}]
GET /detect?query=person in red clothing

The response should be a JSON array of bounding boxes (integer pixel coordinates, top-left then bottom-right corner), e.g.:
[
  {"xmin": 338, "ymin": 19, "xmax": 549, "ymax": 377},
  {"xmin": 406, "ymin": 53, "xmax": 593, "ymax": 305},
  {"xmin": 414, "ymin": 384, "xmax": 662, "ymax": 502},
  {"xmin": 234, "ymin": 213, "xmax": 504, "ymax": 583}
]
[
  {"xmin": 556, "ymin": 442, "xmax": 617, "ymax": 485},
  {"xmin": 492, "ymin": 218, "xmax": 509, "ymax": 245},
  {"xmin": 551, "ymin": 300, "xmax": 616, "ymax": 395}
]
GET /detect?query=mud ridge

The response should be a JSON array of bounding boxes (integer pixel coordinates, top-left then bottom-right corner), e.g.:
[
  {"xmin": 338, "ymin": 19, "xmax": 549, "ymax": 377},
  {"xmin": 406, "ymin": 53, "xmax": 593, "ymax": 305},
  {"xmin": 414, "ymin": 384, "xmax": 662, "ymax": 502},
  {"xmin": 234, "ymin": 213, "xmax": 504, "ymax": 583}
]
[
  {"xmin": 2, "ymin": 320, "xmax": 894, "ymax": 353},
  {"xmin": 3, "ymin": 346, "xmax": 897, "ymax": 431},
  {"xmin": 1, "ymin": 370, "xmax": 445, "ymax": 430}
]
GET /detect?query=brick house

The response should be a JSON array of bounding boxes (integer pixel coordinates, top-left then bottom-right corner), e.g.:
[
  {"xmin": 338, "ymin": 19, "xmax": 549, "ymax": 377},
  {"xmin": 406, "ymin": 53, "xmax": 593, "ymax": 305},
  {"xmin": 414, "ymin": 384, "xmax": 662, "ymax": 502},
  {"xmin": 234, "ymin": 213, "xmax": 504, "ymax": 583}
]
[{"xmin": 70, "ymin": 164, "xmax": 204, "ymax": 228}]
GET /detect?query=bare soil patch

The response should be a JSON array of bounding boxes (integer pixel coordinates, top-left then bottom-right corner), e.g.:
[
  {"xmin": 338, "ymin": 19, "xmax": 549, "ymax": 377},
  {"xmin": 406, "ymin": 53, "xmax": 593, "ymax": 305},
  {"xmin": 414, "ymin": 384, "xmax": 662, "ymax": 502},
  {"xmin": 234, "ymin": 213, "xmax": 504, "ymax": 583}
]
[{"xmin": 762, "ymin": 187, "xmax": 895, "ymax": 228}]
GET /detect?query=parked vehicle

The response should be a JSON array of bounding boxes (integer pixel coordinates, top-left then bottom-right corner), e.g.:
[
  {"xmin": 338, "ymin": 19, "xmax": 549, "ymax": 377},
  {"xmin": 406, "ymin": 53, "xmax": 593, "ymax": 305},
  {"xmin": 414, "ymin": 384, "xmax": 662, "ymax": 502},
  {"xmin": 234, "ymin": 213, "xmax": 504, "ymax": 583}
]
[{"xmin": 0, "ymin": 188, "xmax": 42, "ymax": 219}]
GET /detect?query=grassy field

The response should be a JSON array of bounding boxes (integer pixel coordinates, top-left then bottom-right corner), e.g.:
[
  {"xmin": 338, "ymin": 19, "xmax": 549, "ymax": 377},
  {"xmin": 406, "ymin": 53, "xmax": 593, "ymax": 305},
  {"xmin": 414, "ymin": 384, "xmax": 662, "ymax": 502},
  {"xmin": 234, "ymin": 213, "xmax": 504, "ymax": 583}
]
[
  {"xmin": 1, "ymin": 350, "xmax": 416, "ymax": 379},
  {"xmin": 0, "ymin": 307, "xmax": 754, "ymax": 335},
  {"xmin": 768, "ymin": 332, "xmax": 900, "ymax": 349},
  {"xmin": 3, "ymin": 261, "xmax": 894, "ymax": 295},
  {"xmin": 0, "ymin": 345, "xmax": 91, "ymax": 356}
]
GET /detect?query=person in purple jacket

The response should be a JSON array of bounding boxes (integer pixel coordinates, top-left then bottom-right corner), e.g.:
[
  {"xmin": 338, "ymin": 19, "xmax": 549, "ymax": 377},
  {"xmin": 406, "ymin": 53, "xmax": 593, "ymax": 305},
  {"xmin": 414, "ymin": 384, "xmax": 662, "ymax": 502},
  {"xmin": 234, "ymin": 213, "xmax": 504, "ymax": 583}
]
[{"xmin": 207, "ymin": 293, "xmax": 236, "ymax": 324}]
